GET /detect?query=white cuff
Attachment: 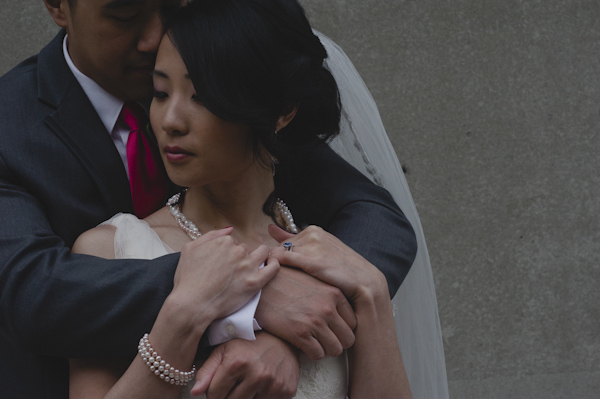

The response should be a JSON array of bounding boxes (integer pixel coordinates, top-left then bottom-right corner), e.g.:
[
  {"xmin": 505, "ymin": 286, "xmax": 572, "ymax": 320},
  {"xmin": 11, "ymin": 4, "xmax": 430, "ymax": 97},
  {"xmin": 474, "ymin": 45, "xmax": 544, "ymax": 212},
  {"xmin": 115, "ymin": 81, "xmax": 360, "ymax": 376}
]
[
  {"xmin": 207, "ymin": 262, "xmax": 265, "ymax": 346},
  {"xmin": 207, "ymin": 290, "xmax": 262, "ymax": 345}
]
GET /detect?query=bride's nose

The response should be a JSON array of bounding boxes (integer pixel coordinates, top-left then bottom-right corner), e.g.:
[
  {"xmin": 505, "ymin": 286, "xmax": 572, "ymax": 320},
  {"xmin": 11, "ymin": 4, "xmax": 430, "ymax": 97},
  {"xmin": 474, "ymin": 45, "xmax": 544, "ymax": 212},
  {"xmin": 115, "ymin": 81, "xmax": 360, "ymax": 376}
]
[{"xmin": 161, "ymin": 98, "xmax": 188, "ymax": 136}]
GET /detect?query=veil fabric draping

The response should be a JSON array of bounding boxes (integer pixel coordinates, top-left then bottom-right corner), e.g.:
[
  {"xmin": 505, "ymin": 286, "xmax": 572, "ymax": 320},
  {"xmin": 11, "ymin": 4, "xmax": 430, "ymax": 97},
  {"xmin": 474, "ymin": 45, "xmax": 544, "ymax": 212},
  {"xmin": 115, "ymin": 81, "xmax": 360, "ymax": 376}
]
[{"xmin": 316, "ymin": 31, "xmax": 449, "ymax": 399}]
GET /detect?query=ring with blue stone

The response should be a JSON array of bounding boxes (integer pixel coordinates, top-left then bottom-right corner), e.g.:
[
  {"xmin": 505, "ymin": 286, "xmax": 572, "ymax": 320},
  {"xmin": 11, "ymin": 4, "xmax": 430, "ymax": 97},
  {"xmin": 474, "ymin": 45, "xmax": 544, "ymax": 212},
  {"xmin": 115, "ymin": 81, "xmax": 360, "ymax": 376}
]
[{"xmin": 283, "ymin": 242, "xmax": 293, "ymax": 252}]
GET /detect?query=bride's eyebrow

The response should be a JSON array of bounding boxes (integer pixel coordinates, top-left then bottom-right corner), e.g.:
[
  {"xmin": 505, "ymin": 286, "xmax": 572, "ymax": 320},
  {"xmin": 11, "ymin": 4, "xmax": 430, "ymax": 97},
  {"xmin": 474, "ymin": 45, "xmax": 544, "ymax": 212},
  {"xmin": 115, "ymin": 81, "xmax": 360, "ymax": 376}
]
[
  {"xmin": 152, "ymin": 70, "xmax": 191, "ymax": 80},
  {"xmin": 152, "ymin": 70, "xmax": 169, "ymax": 78}
]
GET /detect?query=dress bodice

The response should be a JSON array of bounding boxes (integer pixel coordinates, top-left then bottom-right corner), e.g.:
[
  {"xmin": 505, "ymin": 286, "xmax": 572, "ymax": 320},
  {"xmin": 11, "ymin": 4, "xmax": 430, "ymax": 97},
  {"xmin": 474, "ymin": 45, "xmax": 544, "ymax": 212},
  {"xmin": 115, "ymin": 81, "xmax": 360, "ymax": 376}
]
[{"xmin": 102, "ymin": 213, "xmax": 348, "ymax": 399}]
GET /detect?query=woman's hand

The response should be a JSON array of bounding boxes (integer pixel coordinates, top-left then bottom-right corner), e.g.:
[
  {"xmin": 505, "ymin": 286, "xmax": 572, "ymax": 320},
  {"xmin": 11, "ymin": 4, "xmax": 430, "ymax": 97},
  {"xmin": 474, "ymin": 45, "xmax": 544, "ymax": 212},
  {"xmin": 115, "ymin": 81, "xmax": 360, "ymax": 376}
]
[
  {"xmin": 268, "ymin": 225, "xmax": 389, "ymax": 307},
  {"xmin": 170, "ymin": 227, "xmax": 280, "ymax": 327}
]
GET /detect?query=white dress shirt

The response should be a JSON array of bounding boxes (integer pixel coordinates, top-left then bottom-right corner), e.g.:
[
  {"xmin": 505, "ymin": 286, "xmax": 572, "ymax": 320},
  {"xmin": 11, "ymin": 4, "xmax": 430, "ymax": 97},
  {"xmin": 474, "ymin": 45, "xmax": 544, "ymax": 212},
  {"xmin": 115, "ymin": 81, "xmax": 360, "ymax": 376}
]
[{"xmin": 63, "ymin": 36, "xmax": 130, "ymax": 177}]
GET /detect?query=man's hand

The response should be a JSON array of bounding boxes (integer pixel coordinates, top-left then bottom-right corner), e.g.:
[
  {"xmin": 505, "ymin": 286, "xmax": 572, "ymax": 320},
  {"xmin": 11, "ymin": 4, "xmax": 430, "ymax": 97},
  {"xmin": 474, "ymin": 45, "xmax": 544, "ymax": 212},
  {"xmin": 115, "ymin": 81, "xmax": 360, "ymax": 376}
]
[
  {"xmin": 270, "ymin": 225, "xmax": 390, "ymax": 307},
  {"xmin": 254, "ymin": 226, "xmax": 357, "ymax": 361},
  {"xmin": 191, "ymin": 332, "xmax": 299, "ymax": 399}
]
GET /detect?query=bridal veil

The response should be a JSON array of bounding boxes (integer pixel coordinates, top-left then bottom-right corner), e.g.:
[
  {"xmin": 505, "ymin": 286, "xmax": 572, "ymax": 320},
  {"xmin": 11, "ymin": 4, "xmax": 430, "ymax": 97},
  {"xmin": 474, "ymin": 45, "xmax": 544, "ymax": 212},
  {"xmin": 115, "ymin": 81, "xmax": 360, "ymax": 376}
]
[{"xmin": 317, "ymin": 31, "xmax": 450, "ymax": 399}]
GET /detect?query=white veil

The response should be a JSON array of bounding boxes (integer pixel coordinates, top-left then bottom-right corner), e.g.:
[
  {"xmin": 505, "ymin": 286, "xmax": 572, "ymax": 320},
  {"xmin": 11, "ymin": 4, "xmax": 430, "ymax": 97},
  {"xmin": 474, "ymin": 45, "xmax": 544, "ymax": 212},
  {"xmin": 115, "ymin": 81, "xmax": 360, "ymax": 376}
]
[{"xmin": 316, "ymin": 31, "xmax": 449, "ymax": 399}]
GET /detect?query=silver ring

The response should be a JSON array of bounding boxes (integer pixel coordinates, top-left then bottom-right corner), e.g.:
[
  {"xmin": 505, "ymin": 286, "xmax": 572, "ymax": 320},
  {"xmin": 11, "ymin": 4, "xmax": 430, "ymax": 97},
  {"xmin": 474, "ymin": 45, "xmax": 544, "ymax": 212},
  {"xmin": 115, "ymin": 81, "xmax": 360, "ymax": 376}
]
[{"xmin": 283, "ymin": 242, "xmax": 293, "ymax": 252}]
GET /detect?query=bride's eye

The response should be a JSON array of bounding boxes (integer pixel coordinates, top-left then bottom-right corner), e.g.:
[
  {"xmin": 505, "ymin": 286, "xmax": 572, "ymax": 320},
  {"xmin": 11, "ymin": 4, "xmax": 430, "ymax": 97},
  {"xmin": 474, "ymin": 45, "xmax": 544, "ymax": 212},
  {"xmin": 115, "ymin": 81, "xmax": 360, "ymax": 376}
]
[
  {"xmin": 191, "ymin": 94, "xmax": 203, "ymax": 103},
  {"xmin": 153, "ymin": 91, "xmax": 168, "ymax": 99}
]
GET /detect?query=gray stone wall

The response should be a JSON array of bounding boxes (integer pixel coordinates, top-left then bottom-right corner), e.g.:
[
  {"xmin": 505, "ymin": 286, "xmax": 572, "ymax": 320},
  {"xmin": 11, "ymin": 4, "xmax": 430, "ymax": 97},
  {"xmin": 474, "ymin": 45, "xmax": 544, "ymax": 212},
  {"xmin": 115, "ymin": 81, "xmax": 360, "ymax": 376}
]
[{"xmin": 1, "ymin": 1, "xmax": 598, "ymax": 398}]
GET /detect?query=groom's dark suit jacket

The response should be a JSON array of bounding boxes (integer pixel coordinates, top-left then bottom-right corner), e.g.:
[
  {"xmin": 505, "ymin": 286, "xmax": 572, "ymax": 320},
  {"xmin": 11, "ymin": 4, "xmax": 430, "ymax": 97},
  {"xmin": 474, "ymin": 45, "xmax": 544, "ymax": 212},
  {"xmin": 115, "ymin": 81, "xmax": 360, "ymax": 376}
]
[{"xmin": 0, "ymin": 31, "xmax": 416, "ymax": 398}]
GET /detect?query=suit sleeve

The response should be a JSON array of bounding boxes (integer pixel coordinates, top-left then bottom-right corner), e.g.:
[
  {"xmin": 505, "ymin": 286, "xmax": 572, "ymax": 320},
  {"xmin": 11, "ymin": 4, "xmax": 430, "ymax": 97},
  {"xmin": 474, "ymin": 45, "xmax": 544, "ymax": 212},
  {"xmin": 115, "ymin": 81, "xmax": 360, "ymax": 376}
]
[
  {"xmin": 0, "ymin": 153, "xmax": 178, "ymax": 359},
  {"xmin": 277, "ymin": 143, "xmax": 417, "ymax": 297}
]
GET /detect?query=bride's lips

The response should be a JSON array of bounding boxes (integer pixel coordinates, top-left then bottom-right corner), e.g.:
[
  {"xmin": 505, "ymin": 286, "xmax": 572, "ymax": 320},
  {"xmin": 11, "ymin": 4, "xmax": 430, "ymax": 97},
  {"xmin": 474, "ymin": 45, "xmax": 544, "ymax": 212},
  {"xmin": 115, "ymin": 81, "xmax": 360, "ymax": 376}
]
[{"xmin": 164, "ymin": 145, "xmax": 193, "ymax": 162}]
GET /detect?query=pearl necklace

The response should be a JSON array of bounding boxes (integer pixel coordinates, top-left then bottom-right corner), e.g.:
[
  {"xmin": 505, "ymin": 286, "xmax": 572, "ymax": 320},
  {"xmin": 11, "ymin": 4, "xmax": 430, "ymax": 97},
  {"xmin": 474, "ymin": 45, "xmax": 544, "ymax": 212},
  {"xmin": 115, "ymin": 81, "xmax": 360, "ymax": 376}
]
[{"xmin": 167, "ymin": 191, "xmax": 299, "ymax": 240}]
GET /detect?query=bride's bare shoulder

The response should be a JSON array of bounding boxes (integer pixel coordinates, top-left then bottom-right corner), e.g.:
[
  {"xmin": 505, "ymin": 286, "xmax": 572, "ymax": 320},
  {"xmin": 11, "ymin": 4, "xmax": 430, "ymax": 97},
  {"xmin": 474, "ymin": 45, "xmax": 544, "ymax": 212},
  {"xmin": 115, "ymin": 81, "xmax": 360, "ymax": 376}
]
[{"xmin": 72, "ymin": 224, "xmax": 117, "ymax": 259}]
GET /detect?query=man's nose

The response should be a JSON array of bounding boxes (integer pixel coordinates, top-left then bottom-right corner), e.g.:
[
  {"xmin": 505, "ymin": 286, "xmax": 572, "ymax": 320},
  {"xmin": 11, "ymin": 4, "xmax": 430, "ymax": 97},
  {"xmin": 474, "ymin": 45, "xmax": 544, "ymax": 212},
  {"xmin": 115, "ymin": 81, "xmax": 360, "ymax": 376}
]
[{"xmin": 138, "ymin": 11, "xmax": 164, "ymax": 53}]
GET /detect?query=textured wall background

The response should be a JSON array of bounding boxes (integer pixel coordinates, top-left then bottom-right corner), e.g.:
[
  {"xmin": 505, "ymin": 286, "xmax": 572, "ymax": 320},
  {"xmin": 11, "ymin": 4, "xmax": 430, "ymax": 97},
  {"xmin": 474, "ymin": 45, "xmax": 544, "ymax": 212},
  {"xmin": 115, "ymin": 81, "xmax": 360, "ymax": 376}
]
[{"xmin": 1, "ymin": 1, "xmax": 598, "ymax": 398}]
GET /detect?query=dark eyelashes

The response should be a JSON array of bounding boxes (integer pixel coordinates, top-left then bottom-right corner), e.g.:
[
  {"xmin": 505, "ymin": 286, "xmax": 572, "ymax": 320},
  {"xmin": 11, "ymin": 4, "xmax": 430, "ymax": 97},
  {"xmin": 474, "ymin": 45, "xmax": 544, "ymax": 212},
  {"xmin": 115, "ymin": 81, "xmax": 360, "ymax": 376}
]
[
  {"xmin": 111, "ymin": 15, "xmax": 139, "ymax": 23},
  {"xmin": 152, "ymin": 91, "xmax": 202, "ymax": 103}
]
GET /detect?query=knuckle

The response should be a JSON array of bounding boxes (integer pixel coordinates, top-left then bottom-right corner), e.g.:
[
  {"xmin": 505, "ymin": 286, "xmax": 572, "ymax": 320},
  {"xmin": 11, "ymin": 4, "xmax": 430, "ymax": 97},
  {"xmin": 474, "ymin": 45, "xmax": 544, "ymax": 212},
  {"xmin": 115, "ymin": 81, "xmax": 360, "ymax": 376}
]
[
  {"xmin": 329, "ymin": 286, "xmax": 344, "ymax": 300},
  {"xmin": 213, "ymin": 236, "xmax": 227, "ymax": 247},
  {"xmin": 256, "ymin": 368, "xmax": 276, "ymax": 385},
  {"xmin": 305, "ymin": 225, "xmax": 322, "ymax": 233},
  {"xmin": 320, "ymin": 305, "xmax": 336, "ymax": 318},
  {"xmin": 305, "ymin": 225, "xmax": 323, "ymax": 237},
  {"xmin": 308, "ymin": 314, "xmax": 326, "ymax": 329},
  {"xmin": 297, "ymin": 325, "xmax": 314, "ymax": 341},
  {"xmin": 232, "ymin": 244, "xmax": 246, "ymax": 257},
  {"xmin": 323, "ymin": 284, "xmax": 343, "ymax": 300},
  {"xmin": 247, "ymin": 278, "xmax": 264, "ymax": 292},
  {"xmin": 225, "ymin": 357, "xmax": 249, "ymax": 374},
  {"xmin": 282, "ymin": 385, "xmax": 297, "ymax": 398},
  {"xmin": 269, "ymin": 379, "xmax": 295, "ymax": 397},
  {"xmin": 215, "ymin": 235, "xmax": 230, "ymax": 244}
]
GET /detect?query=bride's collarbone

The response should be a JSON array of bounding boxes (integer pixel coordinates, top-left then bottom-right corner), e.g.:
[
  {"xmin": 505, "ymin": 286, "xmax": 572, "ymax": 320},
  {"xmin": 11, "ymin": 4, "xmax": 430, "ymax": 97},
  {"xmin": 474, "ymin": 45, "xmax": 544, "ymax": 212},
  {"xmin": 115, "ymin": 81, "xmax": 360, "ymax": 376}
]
[
  {"xmin": 147, "ymin": 216, "xmax": 279, "ymax": 253},
  {"xmin": 144, "ymin": 204, "xmax": 280, "ymax": 251}
]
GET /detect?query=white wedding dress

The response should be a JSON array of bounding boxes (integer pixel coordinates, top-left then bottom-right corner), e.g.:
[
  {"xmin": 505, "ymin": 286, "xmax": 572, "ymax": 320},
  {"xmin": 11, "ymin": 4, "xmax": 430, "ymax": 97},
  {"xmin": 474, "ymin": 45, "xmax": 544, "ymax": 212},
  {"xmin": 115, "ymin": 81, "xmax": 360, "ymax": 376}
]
[
  {"xmin": 103, "ymin": 213, "xmax": 349, "ymax": 399},
  {"xmin": 101, "ymin": 32, "xmax": 447, "ymax": 399}
]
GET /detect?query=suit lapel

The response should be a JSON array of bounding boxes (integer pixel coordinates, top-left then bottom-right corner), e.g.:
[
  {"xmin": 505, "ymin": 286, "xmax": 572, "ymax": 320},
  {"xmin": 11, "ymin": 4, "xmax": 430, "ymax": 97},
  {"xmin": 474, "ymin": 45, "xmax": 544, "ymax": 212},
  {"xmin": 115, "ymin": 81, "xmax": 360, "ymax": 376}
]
[{"xmin": 37, "ymin": 31, "xmax": 133, "ymax": 215}]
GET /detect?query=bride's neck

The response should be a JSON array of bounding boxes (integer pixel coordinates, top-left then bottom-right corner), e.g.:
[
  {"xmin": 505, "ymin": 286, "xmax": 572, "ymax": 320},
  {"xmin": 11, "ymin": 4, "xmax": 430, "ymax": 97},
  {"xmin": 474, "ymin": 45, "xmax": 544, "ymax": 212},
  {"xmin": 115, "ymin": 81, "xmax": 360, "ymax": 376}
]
[{"xmin": 180, "ymin": 165, "xmax": 275, "ymax": 235}]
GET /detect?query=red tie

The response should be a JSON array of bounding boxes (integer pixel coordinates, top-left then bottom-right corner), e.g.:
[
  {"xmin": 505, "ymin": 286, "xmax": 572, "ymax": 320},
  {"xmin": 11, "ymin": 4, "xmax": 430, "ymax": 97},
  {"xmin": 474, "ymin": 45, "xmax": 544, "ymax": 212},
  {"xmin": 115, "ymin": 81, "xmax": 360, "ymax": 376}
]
[{"xmin": 122, "ymin": 102, "xmax": 169, "ymax": 218}]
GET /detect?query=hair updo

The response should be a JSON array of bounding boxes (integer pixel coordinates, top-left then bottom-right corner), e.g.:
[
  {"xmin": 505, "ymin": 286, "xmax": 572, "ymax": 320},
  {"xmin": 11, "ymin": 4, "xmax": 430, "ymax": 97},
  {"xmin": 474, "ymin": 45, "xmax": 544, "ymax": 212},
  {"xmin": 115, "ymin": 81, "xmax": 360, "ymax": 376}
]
[{"xmin": 165, "ymin": 0, "xmax": 341, "ymax": 167}]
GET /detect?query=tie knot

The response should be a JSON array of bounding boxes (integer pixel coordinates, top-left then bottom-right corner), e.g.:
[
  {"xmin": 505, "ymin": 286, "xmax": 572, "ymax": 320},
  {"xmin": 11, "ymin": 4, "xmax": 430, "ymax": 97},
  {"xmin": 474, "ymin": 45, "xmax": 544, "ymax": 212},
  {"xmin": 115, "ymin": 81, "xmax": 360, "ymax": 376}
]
[{"xmin": 121, "ymin": 102, "xmax": 147, "ymax": 132}]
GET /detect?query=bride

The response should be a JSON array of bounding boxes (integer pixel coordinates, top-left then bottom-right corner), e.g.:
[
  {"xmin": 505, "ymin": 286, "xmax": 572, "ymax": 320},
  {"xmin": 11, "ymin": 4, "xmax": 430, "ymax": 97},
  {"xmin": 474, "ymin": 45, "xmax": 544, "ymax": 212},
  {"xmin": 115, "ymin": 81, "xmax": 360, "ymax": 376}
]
[{"xmin": 70, "ymin": 0, "xmax": 446, "ymax": 398}]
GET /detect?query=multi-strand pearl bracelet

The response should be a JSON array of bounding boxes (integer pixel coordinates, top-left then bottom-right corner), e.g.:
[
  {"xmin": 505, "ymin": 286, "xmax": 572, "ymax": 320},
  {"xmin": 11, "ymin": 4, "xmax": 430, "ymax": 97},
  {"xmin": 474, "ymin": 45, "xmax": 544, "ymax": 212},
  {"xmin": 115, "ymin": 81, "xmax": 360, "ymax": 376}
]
[{"xmin": 138, "ymin": 333, "xmax": 196, "ymax": 386}]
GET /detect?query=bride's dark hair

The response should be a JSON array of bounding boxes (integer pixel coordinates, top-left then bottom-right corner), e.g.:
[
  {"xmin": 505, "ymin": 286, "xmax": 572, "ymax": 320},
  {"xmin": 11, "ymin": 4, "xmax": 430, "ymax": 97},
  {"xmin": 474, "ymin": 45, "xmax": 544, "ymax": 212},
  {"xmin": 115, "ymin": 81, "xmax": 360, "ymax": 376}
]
[
  {"xmin": 166, "ymin": 0, "xmax": 341, "ymax": 148},
  {"xmin": 166, "ymin": 0, "xmax": 341, "ymax": 222}
]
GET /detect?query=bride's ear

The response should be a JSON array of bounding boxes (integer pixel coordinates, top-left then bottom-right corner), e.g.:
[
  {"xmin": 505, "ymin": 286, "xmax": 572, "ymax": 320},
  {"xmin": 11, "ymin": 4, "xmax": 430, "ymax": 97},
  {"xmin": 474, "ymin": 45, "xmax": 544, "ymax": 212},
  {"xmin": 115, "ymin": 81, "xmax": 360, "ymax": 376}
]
[{"xmin": 275, "ymin": 106, "xmax": 298, "ymax": 132}]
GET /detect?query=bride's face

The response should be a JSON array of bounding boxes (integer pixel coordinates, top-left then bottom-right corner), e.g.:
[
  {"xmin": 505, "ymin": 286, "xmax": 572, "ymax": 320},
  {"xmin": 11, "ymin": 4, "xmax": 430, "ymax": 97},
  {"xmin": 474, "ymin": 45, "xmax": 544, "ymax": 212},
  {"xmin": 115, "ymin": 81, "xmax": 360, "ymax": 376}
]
[{"xmin": 150, "ymin": 35, "xmax": 255, "ymax": 189}]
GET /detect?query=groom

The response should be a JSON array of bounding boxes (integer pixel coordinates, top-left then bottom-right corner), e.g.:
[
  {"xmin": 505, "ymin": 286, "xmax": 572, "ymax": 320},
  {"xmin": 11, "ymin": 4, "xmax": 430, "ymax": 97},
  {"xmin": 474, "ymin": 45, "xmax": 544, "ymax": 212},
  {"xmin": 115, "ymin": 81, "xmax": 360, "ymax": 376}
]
[{"xmin": 0, "ymin": 0, "xmax": 417, "ymax": 398}]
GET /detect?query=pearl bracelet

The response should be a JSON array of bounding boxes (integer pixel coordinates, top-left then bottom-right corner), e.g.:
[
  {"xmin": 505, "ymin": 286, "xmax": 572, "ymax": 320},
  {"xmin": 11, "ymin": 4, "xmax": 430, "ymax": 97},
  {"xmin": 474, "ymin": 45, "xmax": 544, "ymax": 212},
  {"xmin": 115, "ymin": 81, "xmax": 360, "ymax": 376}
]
[{"xmin": 138, "ymin": 333, "xmax": 196, "ymax": 386}]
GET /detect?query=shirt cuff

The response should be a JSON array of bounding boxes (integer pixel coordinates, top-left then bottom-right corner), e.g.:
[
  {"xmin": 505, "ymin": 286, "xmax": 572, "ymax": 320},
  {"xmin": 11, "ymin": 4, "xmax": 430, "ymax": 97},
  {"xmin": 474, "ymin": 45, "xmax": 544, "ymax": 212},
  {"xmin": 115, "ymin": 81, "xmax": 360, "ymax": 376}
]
[{"xmin": 207, "ymin": 289, "xmax": 263, "ymax": 346}]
